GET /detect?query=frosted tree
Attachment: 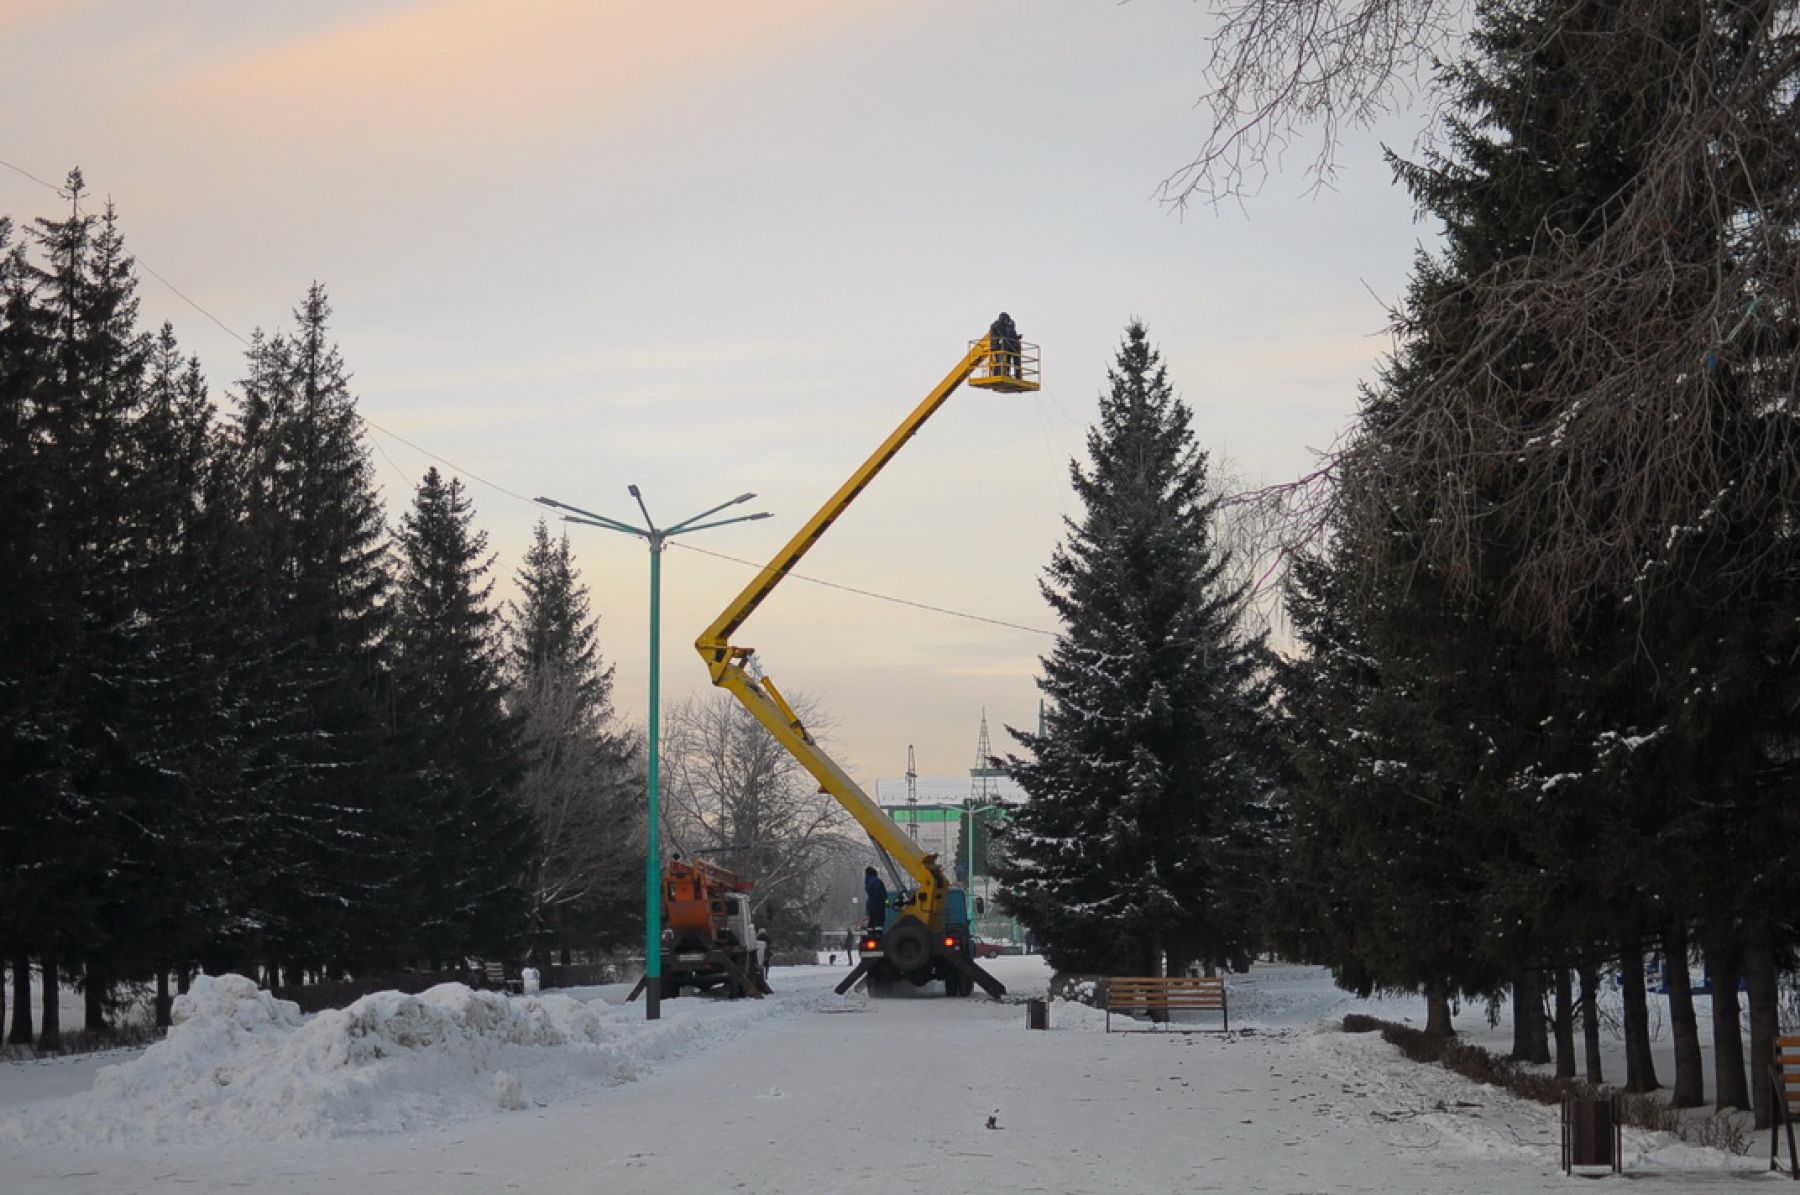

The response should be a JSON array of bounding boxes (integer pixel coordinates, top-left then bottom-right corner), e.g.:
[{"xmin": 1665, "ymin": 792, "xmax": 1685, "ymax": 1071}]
[
  {"xmin": 225, "ymin": 284, "xmax": 395, "ymax": 977},
  {"xmin": 390, "ymin": 469, "xmax": 534, "ymax": 965},
  {"xmin": 996, "ymin": 322, "xmax": 1278, "ymax": 977},
  {"xmin": 661, "ymin": 693, "xmax": 855, "ymax": 947},
  {"xmin": 506, "ymin": 520, "xmax": 642, "ymax": 957}
]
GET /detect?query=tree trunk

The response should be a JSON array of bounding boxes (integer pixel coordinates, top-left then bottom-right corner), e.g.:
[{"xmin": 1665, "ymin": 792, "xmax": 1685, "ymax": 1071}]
[
  {"xmin": 1528, "ymin": 971, "xmax": 1552, "ymax": 1064},
  {"xmin": 1703, "ymin": 922, "xmax": 1750, "ymax": 1111},
  {"xmin": 1578, "ymin": 956, "xmax": 1603, "ymax": 1083},
  {"xmin": 1511, "ymin": 972, "xmax": 1551, "ymax": 1064},
  {"xmin": 1664, "ymin": 923, "xmax": 1705, "ymax": 1108},
  {"xmin": 177, "ymin": 967, "xmax": 191, "ymax": 996},
  {"xmin": 38, "ymin": 957, "xmax": 60, "ymax": 1052},
  {"xmin": 1425, "ymin": 987, "xmax": 1455, "ymax": 1037},
  {"xmin": 83, "ymin": 960, "xmax": 107, "ymax": 1038},
  {"xmin": 1553, "ymin": 968, "xmax": 1576, "ymax": 1078},
  {"xmin": 1744, "ymin": 916, "xmax": 1780, "ymax": 1130},
  {"xmin": 155, "ymin": 970, "xmax": 172, "ymax": 1029},
  {"xmin": 8, "ymin": 957, "xmax": 30, "ymax": 1046},
  {"xmin": 1619, "ymin": 939, "xmax": 1659, "ymax": 1092},
  {"xmin": 1510, "ymin": 972, "xmax": 1533, "ymax": 1059}
]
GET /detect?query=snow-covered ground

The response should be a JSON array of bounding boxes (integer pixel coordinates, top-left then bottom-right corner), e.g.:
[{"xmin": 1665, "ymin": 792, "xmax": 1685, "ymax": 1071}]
[{"xmin": 0, "ymin": 959, "xmax": 1774, "ymax": 1193}]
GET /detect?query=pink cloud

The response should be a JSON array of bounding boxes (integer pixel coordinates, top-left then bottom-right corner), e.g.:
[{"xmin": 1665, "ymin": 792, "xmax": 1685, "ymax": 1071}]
[{"xmin": 159, "ymin": 0, "xmax": 869, "ymax": 150}]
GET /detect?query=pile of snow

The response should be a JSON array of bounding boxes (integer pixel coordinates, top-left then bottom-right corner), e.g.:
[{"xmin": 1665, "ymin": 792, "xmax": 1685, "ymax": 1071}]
[
  {"xmin": 1045, "ymin": 997, "xmax": 1109, "ymax": 1031},
  {"xmin": 3, "ymin": 972, "xmax": 823, "ymax": 1145}
]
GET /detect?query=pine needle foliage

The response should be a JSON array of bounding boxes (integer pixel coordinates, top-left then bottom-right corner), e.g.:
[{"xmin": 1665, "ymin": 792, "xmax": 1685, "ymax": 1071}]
[{"xmin": 997, "ymin": 322, "xmax": 1277, "ymax": 977}]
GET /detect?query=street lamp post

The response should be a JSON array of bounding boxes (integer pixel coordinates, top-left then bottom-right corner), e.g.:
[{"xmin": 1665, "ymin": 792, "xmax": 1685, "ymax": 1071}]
[{"xmin": 536, "ymin": 487, "xmax": 770, "ymax": 1021}]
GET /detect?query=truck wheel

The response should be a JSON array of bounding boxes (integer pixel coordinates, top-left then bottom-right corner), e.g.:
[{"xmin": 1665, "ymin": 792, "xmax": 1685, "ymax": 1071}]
[{"xmin": 883, "ymin": 920, "xmax": 932, "ymax": 973}]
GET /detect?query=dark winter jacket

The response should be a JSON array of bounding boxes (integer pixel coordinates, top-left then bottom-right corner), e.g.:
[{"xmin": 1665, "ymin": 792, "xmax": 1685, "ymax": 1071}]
[{"xmin": 864, "ymin": 871, "xmax": 889, "ymax": 927}]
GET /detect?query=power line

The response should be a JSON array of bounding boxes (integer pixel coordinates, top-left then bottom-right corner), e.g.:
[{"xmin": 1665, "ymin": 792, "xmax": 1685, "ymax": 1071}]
[
  {"xmin": 357, "ymin": 416, "xmax": 541, "ymax": 510},
  {"xmin": 8, "ymin": 160, "xmax": 542, "ymax": 512},
  {"xmin": 3, "ymin": 158, "xmax": 1059, "ymax": 637},
  {"xmin": 0, "ymin": 156, "xmax": 65, "ymax": 195},
  {"xmin": 668, "ymin": 540, "xmax": 1054, "ymax": 637},
  {"xmin": 136, "ymin": 258, "xmax": 251, "ymax": 347}
]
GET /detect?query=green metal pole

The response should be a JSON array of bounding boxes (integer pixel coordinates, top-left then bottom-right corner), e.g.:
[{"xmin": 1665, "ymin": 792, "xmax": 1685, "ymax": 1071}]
[
  {"xmin": 965, "ymin": 805, "xmax": 974, "ymax": 917},
  {"xmin": 644, "ymin": 536, "xmax": 664, "ymax": 1021}
]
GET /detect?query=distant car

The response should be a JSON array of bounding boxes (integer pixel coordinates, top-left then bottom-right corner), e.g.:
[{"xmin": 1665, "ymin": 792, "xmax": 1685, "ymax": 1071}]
[{"xmin": 976, "ymin": 940, "xmax": 1019, "ymax": 958}]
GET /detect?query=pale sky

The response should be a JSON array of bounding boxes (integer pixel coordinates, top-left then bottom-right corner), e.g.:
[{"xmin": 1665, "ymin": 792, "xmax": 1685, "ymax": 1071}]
[{"xmin": 2, "ymin": 0, "xmax": 1434, "ymax": 784}]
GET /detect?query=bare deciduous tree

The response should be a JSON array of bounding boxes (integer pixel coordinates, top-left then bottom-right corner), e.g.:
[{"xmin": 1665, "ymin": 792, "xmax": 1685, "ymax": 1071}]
[
  {"xmin": 660, "ymin": 693, "xmax": 858, "ymax": 940},
  {"xmin": 1191, "ymin": 2, "xmax": 1799, "ymax": 644},
  {"xmin": 1163, "ymin": 0, "xmax": 1465, "ymax": 207},
  {"xmin": 513, "ymin": 677, "xmax": 642, "ymax": 952},
  {"xmin": 1341, "ymin": 1, "xmax": 1800, "ymax": 643},
  {"xmin": 1216, "ymin": 457, "xmax": 1346, "ymax": 642}
]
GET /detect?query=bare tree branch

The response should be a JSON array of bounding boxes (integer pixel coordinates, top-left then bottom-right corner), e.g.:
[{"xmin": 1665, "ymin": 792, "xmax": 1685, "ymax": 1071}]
[
  {"xmin": 660, "ymin": 693, "xmax": 860, "ymax": 935},
  {"xmin": 1162, "ymin": 0, "xmax": 1465, "ymax": 208}
]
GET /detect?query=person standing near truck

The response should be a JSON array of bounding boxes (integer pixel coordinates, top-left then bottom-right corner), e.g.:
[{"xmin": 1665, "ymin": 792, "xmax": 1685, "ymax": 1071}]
[{"xmin": 864, "ymin": 866, "xmax": 888, "ymax": 930}]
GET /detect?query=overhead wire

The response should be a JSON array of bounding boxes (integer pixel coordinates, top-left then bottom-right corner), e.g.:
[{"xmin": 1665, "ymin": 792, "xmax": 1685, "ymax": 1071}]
[
  {"xmin": 0, "ymin": 156, "xmax": 65, "ymax": 195},
  {"xmin": 669, "ymin": 541, "xmax": 1053, "ymax": 637},
  {"xmin": 4, "ymin": 155, "xmax": 546, "ymax": 513},
  {"xmin": 1, "ymin": 157, "xmax": 1056, "ymax": 638}
]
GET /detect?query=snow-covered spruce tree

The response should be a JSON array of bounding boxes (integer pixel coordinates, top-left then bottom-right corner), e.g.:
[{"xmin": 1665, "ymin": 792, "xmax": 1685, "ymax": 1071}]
[
  {"xmin": 506, "ymin": 520, "xmax": 642, "ymax": 958},
  {"xmin": 112, "ymin": 323, "xmax": 241, "ymax": 1018},
  {"xmin": 1319, "ymin": 0, "xmax": 1800, "ymax": 1106},
  {"xmin": 389, "ymin": 468, "xmax": 534, "ymax": 966},
  {"xmin": 1273, "ymin": 514, "xmax": 1517, "ymax": 1039},
  {"xmin": 225, "ymin": 285, "xmax": 395, "ymax": 978},
  {"xmin": 510, "ymin": 520, "xmax": 612, "ymax": 709},
  {"xmin": 0, "ymin": 213, "xmax": 40, "ymax": 1046},
  {"xmin": 0, "ymin": 183, "xmax": 211, "ymax": 1043},
  {"xmin": 996, "ymin": 322, "xmax": 1277, "ymax": 977}
]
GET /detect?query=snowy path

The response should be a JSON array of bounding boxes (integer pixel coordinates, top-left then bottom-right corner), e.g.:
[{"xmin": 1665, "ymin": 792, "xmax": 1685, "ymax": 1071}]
[{"xmin": 0, "ymin": 960, "xmax": 1770, "ymax": 1193}]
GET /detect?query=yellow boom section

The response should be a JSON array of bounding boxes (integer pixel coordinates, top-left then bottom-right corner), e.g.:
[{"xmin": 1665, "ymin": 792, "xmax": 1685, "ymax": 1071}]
[{"xmin": 696, "ymin": 334, "xmax": 1030, "ymax": 931}]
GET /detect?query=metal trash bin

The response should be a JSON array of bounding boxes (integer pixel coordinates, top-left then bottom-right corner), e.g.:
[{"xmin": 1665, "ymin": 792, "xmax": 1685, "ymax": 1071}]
[
  {"xmin": 1027, "ymin": 998, "xmax": 1048, "ymax": 1030},
  {"xmin": 1562, "ymin": 1093, "xmax": 1622, "ymax": 1175}
]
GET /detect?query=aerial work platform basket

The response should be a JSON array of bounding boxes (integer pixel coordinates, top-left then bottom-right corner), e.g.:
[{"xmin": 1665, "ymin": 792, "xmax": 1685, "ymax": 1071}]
[{"xmin": 968, "ymin": 338, "xmax": 1041, "ymax": 393}]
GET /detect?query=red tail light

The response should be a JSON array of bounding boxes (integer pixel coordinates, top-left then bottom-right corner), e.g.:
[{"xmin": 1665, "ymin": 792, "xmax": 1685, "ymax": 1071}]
[
  {"xmin": 944, "ymin": 937, "xmax": 956, "ymax": 948},
  {"xmin": 863, "ymin": 939, "xmax": 878, "ymax": 951}
]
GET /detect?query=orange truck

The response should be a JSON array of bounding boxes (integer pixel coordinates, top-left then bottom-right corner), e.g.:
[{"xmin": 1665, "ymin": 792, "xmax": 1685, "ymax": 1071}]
[{"xmin": 657, "ymin": 856, "xmax": 770, "ymax": 999}]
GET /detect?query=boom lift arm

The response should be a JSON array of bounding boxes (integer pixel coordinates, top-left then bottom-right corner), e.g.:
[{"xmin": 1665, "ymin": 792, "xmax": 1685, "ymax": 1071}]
[{"xmin": 694, "ymin": 331, "xmax": 1036, "ymax": 983}]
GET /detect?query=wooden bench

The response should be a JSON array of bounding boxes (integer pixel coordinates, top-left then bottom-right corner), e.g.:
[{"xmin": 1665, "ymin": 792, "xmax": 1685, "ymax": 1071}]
[
  {"xmin": 483, "ymin": 961, "xmax": 522, "ymax": 995},
  {"xmin": 1771, "ymin": 1034, "xmax": 1800, "ymax": 1176},
  {"xmin": 1104, "ymin": 976, "xmax": 1228, "ymax": 1033}
]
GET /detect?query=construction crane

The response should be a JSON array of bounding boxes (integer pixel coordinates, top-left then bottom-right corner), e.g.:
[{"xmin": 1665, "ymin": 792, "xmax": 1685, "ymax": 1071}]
[{"xmin": 694, "ymin": 323, "xmax": 1039, "ymax": 998}]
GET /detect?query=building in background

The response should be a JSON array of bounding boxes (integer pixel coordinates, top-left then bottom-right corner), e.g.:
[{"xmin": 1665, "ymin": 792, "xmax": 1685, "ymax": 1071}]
[{"xmin": 872, "ymin": 777, "xmax": 1025, "ymax": 946}]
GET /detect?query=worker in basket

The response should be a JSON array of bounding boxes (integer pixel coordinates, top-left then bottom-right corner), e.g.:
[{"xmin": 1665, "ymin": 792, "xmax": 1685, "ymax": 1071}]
[{"xmin": 989, "ymin": 311, "xmax": 1021, "ymax": 378}]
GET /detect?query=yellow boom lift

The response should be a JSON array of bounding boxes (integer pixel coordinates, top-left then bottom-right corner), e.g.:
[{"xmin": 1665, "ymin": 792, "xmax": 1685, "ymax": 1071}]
[{"xmin": 695, "ymin": 325, "xmax": 1039, "ymax": 998}]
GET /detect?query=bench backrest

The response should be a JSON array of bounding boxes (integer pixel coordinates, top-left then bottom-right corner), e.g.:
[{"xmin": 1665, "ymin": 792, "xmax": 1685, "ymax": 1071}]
[
  {"xmin": 1777, "ymin": 1035, "xmax": 1800, "ymax": 1114},
  {"xmin": 484, "ymin": 961, "xmax": 506, "ymax": 984},
  {"xmin": 1106, "ymin": 976, "xmax": 1226, "ymax": 1008}
]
